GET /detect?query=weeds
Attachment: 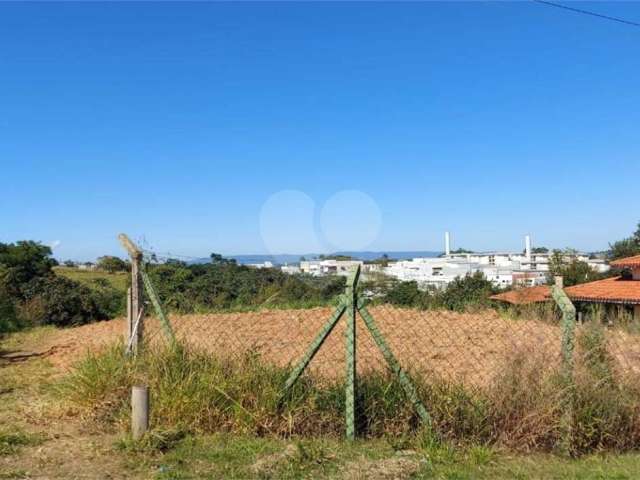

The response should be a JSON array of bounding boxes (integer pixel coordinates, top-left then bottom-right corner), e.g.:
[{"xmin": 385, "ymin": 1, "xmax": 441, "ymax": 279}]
[
  {"xmin": 62, "ymin": 334, "xmax": 640, "ymax": 455},
  {"xmin": 116, "ymin": 429, "xmax": 188, "ymax": 454},
  {"xmin": 0, "ymin": 429, "xmax": 41, "ymax": 455}
]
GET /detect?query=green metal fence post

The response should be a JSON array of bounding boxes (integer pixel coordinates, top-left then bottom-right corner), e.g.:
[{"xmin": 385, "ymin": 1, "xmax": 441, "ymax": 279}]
[
  {"xmin": 344, "ymin": 267, "xmax": 360, "ymax": 440},
  {"xmin": 551, "ymin": 277, "xmax": 577, "ymax": 456}
]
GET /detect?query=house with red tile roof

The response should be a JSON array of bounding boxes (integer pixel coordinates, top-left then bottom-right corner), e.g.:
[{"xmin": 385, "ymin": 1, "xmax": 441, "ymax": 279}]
[
  {"xmin": 565, "ymin": 255, "xmax": 640, "ymax": 320},
  {"xmin": 490, "ymin": 285, "xmax": 551, "ymax": 305},
  {"xmin": 492, "ymin": 255, "xmax": 640, "ymax": 319}
]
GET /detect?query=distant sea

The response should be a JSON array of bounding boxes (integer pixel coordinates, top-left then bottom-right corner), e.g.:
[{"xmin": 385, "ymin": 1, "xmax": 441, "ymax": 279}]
[{"xmin": 191, "ymin": 251, "xmax": 442, "ymax": 266}]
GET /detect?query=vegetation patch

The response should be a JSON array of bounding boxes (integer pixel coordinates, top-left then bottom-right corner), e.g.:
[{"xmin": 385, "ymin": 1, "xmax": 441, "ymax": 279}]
[
  {"xmin": 62, "ymin": 334, "xmax": 640, "ymax": 455},
  {"xmin": 0, "ymin": 430, "xmax": 42, "ymax": 456}
]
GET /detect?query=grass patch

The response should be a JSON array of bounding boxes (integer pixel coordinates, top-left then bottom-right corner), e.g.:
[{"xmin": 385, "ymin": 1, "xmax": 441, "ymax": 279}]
[
  {"xmin": 107, "ymin": 433, "xmax": 640, "ymax": 479},
  {"xmin": 62, "ymin": 334, "xmax": 640, "ymax": 455},
  {"xmin": 0, "ymin": 430, "xmax": 42, "ymax": 456},
  {"xmin": 53, "ymin": 267, "xmax": 129, "ymax": 293}
]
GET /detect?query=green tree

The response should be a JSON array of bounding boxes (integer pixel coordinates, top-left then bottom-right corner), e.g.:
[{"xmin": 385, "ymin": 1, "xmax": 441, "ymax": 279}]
[
  {"xmin": 210, "ymin": 253, "xmax": 237, "ymax": 266},
  {"xmin": 547, "ymin": 249, "xmax": 601, "ymax": 287},
  {"xmin": 384, "ymin": 281, "xmax": 422, "ymax": 306},
  {"xmin": 0, "ymin": 241, "xmax": 56, "ymax": 298},
  {"xmin": 609, "ymin": 238, "xmax": 640, "ymax": 261},
  {"xmin": 450, "ymin": 248, "xmax": 474, "ymax": 254},
  {"xmin": 608, "ymin": 221, "xmax": 640, "ymax": 260},
  {"xmin": 96, "ymin": 256, "xmax": 128, "ymax": 273},
  {"xmin": 532, "ymin": 247, "xmax": 549, "ymax": 254},
  {"xmin": 0, "ymin": 290, "xmax": 19, "ymax": 334},
  {"xmin": 437, "ymin": 272, "xmax": 496, "ymax": 311}
]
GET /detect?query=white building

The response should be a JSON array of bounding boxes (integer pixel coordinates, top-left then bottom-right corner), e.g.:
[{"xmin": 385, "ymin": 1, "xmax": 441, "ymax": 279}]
[
  {"xmin": 300, "ymin": 259, "xmax": 364, "ymax": 277},
  {"xmin": 280, "ymin": 264, "xmax": 301, "ymax": 275},
  {"xmin": 383, "ymin": 233, "xmax": 610, "ymax": 289},
  {"xmin": 247, "ymin": 261, "xmax": 274, "ymax": 269}
]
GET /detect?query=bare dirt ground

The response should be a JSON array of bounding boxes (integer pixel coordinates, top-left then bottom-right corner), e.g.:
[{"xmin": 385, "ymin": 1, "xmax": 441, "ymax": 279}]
[
  {"xmin": 0, "ymin": 331, "xmax": 145, "ymax": 479},
  {"xmin": 29, "ymin": 306, "xmax": 640, "ymax": 387},
  {"xmin": 3, "ymin": 308, "xmax": 640, "ymax": 479}
]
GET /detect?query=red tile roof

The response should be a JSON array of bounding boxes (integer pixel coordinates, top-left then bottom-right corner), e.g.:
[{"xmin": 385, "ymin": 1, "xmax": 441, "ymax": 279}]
[
  {"xmin": 565, "ymin": 276, "xmax": 640, "ymax": 305},
  {"xmin": 610, "ymin": 255, "xmax": 640, "ymax": 269},
  {"xmin": 490, "ymin": 286, "xmax": 551, "ymax": 305}
]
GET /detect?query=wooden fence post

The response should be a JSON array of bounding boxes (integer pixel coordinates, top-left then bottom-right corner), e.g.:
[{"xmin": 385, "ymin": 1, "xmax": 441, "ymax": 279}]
[
  {"xmin": 119, "ymin": 234, "xmax": 144, "ymax": 354},
  {"xmin": 126, "ymin": 287, "xmax": 132, "ymax": 347}
]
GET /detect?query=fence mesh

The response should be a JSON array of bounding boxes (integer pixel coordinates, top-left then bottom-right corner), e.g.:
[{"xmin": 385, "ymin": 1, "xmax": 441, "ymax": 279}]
[
  {"xmin": 101, "ymin": 242, "xmax": 640, "ymax": 449},
  {"xmin": 138, "ymin": 300, "xmax": 640, "ymax": 390}
]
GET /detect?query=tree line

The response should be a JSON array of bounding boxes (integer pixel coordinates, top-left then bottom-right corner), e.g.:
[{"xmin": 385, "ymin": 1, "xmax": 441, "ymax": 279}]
[
  {"xmin": 1, "ymin": 221, "xmax": 638, "ymax": 331},
  {"xmin": 0, "ymin": 242, "xmax": 123, "ymax": 333}
]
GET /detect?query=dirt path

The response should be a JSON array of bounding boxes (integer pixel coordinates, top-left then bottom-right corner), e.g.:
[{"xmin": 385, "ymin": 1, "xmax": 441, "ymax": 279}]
[{"xmin": 0, "ymin": 331, "xmax": 145, "ymax": 479}]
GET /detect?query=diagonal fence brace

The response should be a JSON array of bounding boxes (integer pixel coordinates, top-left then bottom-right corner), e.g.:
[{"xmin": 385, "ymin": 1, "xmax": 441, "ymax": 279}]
[
  {"xmin": 140, "ymin": 267, "xmax": 176, "ymax": 345},
  {"xmin": 282, "ymin": 302, "xmax": 347, "ymax": 394},
  {"xmin": 280, "ymin": 265, "xmax": 432, "ymax": 438},
  {"xmin": 358, "ymin": 301, "xmax": 432, "ymax": 428}
]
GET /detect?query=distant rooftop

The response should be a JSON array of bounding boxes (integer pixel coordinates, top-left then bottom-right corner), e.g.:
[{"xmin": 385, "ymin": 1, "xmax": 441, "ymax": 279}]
[
  {"xmin": 565, "ymin": 277, "xmax": 640, "ymax": 305},
  {"xmin": 490, "ymin": 286, "xmax": 551, "ymax": 305},
  {"xmin": 610, "ymin": 255, "xmax": 640, "ymax": 269}
]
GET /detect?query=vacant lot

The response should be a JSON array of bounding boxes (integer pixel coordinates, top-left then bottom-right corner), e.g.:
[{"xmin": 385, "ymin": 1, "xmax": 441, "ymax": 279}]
[
  {"xmin": 2, "ymin": 327, "xmax": 640, "ymax": 479},
  {"xmin": 27, "ymin": 306, "xmax": 640, "ymax": 388},
  {"xmin": 3, "ymin": 309, "xmax": 640, "ymax": 478}
]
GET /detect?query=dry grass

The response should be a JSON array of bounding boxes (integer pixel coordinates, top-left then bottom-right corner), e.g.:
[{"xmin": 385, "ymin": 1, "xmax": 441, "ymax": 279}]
[{"xmin": 37, "ymin": 306, "xmax": 640, "ymax": 389}]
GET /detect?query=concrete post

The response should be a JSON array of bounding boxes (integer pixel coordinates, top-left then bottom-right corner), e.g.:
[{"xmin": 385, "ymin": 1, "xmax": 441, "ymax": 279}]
[
  {"xmin": 555, "ymin": 276, "xmax": 564, "ymax": 289},
  {"xmin": 131, "ymin": 385, "xmax": 149, "ymax": 440}
]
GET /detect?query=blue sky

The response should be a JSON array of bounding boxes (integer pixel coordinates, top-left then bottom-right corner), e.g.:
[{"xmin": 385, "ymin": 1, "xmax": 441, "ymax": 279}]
[{"xmin": 1, "ymin": 2, "xmax": 639, "ymax": 260}]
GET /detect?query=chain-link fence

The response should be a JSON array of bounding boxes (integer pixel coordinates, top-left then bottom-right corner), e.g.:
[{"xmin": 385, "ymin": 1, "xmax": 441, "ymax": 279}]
[
  {"xmin": 117, "ymin": 236, "xmax": 640, "ymax": 450},
  {"xmin": 139, "ymin": 300, "xmax": 640, "ymax": 386}
]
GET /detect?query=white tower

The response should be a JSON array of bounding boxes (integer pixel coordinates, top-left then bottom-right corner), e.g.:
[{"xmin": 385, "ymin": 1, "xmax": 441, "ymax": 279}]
[
  {"xmin": 445, "ymin": 232, "xmax": 451, "ymax": 256},
  {"xmin": 525, "ymin": 235, "xmax": 532, "ymax": 259}
]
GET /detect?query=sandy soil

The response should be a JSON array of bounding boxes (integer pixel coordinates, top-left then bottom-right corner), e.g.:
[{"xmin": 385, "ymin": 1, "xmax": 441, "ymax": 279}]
[{"xmin": 34, "ymin": 306, "xmax": 640, "ymax": 387}]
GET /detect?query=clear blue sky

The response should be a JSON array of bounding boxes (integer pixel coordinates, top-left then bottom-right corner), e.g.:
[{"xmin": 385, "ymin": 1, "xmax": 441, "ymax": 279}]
[{"xmin": 1, "ymin": 2, "xmax": 639, "ymax": 260}]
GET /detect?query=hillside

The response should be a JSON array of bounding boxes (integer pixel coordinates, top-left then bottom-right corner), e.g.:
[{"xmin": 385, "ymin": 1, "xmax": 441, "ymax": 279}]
[{"xmin": 53, "ymin": 267, "xmax": 129, "ymax": 293}]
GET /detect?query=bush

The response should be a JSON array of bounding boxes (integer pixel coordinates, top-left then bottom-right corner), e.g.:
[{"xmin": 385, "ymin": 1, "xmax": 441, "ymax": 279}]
[
  {"xmin": 146, "ymin": 262, "xmax": 345, "ymax": 312},
  {"xmin": 437, "ymin": 272, "xmax": 496, "ymax": 312},
  {"xmin": 382, "ymin": 273, "xmax": 497, "ymax": 312},
  {"xmin": 383, "ymin": 281, "xmax": 423, "ymax": 306},
  {"xmin": 20, "ymin": 276, "xmax": 121, "ymax": 327},
  {"xmin": 0, "ymin": 290, "xmax": 20, "ymax": 334}
]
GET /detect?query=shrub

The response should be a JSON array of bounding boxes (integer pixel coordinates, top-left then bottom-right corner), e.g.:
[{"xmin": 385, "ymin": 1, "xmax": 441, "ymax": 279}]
[
  {"xmin": 20, "ymin": 276, "xmax": 120, "ymax": 327},
  {"xmin": 0, "ymin": 290, "xmax": 20, "ymax": 334},
  {"xmin": 382, "ymin": 273, "xmax": 497, "ymax": 312},
  {"xmin": 383, "ymin": 281, "xmax": 422, "ymax": 306},
  {"xmin": 145, "ymin": 262, "xmax": 345, "ymax": 312},
  {"xmin": 437, "ymin": 272, "xmax": 496, "ymax": 312}
]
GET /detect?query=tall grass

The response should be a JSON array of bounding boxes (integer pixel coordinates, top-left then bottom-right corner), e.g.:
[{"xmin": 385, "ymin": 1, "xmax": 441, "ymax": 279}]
[{"xmin": 62, "ymin": 334, "xmax": 640, "ymax": 455}]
